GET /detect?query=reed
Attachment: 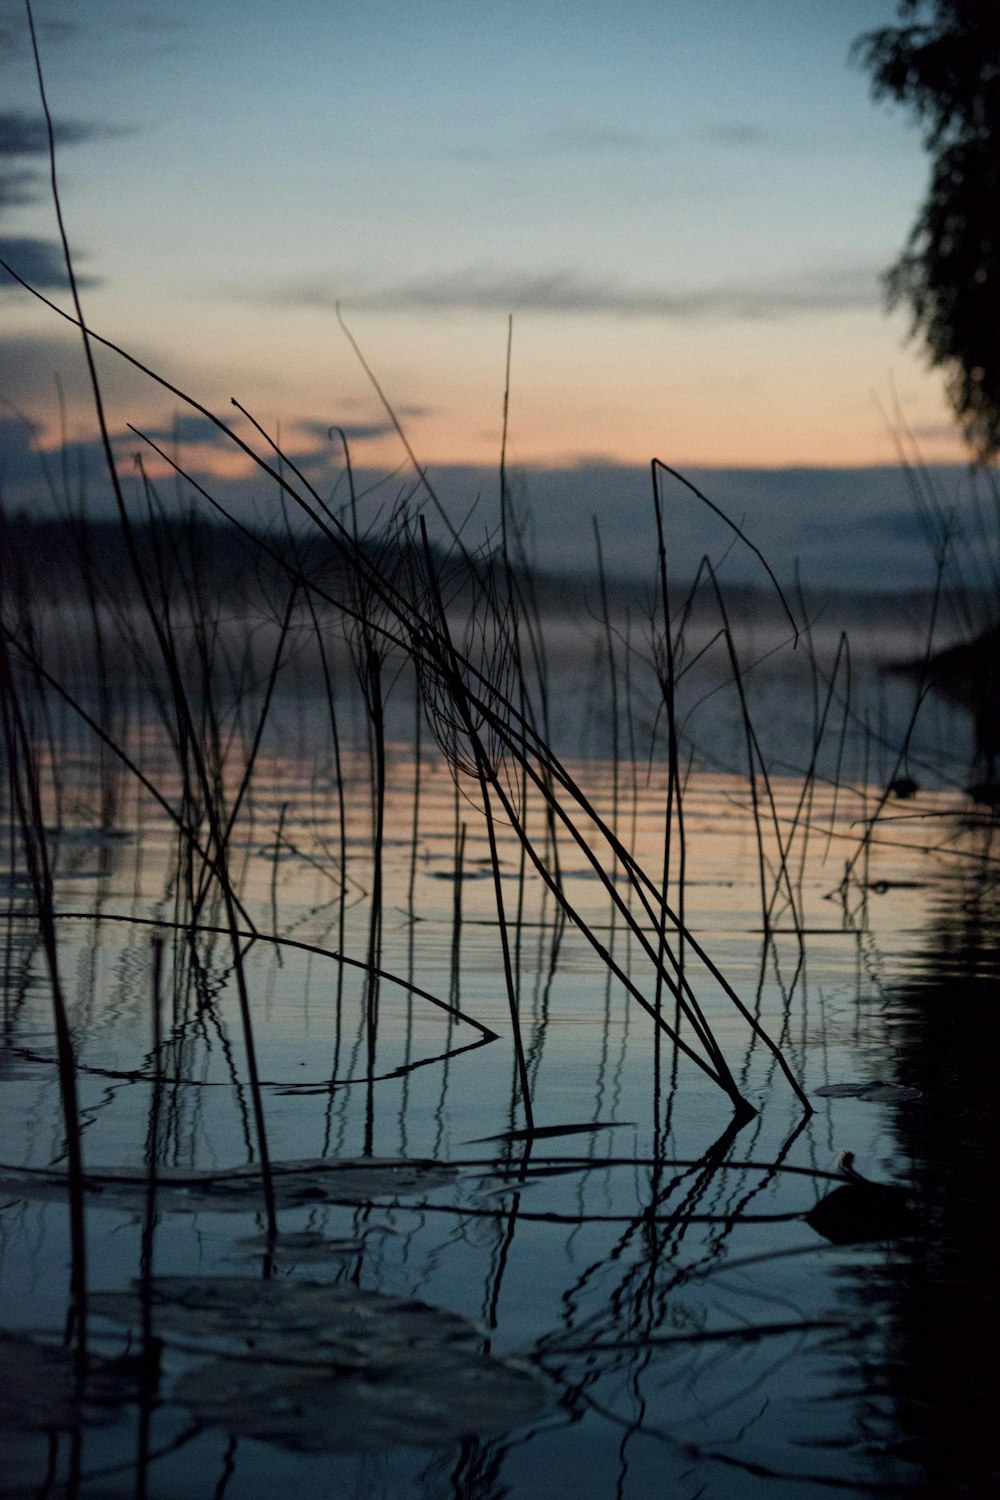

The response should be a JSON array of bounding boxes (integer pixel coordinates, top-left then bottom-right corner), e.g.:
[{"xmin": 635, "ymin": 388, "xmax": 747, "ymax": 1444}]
[
  {"xmin": 0, "ymin": 619, "xmax": 87, "ymax": 1376},
  {"xmin": 0, "ymin": 7, "xmax": 832, "ymax": 1158},
  {"xmin": 2, "ymin": 317, "xmax": 815, "ymax": 1120},
  {"xmin": 13, "ymin": 7, "xmax": 278, "ymax": 1236}
]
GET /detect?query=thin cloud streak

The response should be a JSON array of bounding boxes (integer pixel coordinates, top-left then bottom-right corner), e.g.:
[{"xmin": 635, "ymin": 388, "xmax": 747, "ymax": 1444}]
[
  {"xmin": 703, "ymin": 122, "xmax": 774, "ymax": 148},
  {"xmin": 0, "ymin": 3, "xmax": 180, "ymax": 61},
  {"xmin": 544, "ymin": 123, "xmax": 661, "ymax": 154},
  {"xmin": 442, "ymin": 119, "xmax": 776, "ymax": 164},
  {"xmin": 266, "ymin": 265, "xmax": 881, "ymax": 322},
  {"xmin": 296, "ymin": 416, "xmax": 407, "ymax": 445},
  {"xmin": 0, "ymin": 12, "xmax": 81, "ymax": 57}
]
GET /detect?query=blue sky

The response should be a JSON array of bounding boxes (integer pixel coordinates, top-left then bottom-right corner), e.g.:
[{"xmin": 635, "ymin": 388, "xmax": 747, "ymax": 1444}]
[{"xmin": 0, "ymin": 1, "xmax": 983, "ymax": 585}]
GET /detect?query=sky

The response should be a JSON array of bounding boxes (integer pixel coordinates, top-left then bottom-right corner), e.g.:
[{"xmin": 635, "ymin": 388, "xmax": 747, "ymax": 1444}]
[{"xmin": 0, "ymin": 1, "xmax": 987, "ymax": 585}]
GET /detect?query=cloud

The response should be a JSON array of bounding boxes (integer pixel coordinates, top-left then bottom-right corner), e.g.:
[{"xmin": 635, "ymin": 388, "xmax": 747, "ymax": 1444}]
[
  {"xmin": 443, "ymin": 122, "xmax": 662, "ymax": 165},
  {"xmin": 138, "ymin": 415, "xmax": 234, "ymax": 449},
  {"xmin": 0, "ymin": 4, "xmax": 178, "ymax": 60},
  {"xmin": 0, "ymin": 333, "xmax": 97, "ymax": 404},
  {"xmin": 0, "ymin": 110, "xmax": 126, "ymax": 287},
  {"xmin": 132, "ymin": 414, "xmax": 401, "ymax": 469},
  {"xmin": 703, "ymin": 123, "xmax": 774, "ymax": 149},
  {"xmin": 296, "ymin": 417, "xmax": 402, "ymax": 445},
  {"xmin": 443, "ymin": 119, "xmax": 783, "ymax": 166},
  {"xmin": 0, "ymin": 235, "xmax": 97, "ymax": 291},
  {"xmin": 0, "ymin": 412, "xmax": 115, "ymax": 490},
  {"xmin": 0, "ymin": 113, "xmax": 130, "ymax": 221},
  {"xmin": 0, "ymin": 417, "xmax": 189, "ymax": 497},
  {"xmin": 0, "ymin": 12, "xmax": 82, "ymax": 58},
  {"xmin": 0, "ymin": 169, "xmax": 38, "ymax": 212},
  {"xmin": 126, "ymin": 15, "xmax": 187, "ymax": 37},
  {"xmin": 268, "ymin": 264, "xmax": 881, "ymax": 322},
  {"xmin": 0, "ymin": 332, "xmax": 213, "ymax": 422},
  {"xmin": 134, "ymin": 414, "xmax": 426, "ymax": 459},
  {"xmin": 0, "ymin": 110, "xmax": 125, "ymax": 156},
  {"xmin": 544, "ymin": 124, "xmax": 660, "ymax": 155}
]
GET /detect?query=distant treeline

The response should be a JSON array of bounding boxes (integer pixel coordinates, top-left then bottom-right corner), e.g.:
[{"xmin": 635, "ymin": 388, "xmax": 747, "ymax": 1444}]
[{"xmin": 0, "ymin": 508, "xmax": 974, "ymax": 630}]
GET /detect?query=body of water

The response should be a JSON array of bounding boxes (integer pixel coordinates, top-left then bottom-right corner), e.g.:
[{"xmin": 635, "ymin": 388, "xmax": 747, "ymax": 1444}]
[{"xmin": 2, "ymin": 694, "xmax": 996, "ymax": 1497}]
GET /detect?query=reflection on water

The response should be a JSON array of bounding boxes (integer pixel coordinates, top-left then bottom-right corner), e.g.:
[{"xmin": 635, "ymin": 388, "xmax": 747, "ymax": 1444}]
[
  {"xmin": 1, "ymin": 731, "xmax": 996, "ymax": 1498},
  {"xmin": 861, "ymin": 850, "xmax": 1000, "ymax": 1498}
]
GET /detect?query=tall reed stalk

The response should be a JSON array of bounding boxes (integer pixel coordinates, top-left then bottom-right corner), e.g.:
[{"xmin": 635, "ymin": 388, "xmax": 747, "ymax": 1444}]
[
  {"xmin": 19, "ymin": 1, "xmax": 277, "ymax": 1235},
  {"xmin": 0, "ymin": 625, "xmax": 88, "ymax": 1375},
  {"xmin": 1, "ymin": 18, "xmax": 814, "ymax": 1122}
]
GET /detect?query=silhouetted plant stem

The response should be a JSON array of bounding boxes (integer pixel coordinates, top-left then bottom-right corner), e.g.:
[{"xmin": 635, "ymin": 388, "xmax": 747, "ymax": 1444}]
[
  {"xmin": 651, "ymin": 467, "xmax": 688, "ymax": 1035},
  {"xmin": 592, "ymin": 519, "xmax": 621, "ymax": 926},
  {"xmin": 136, "ymin": 935, "xmax": 164, "ymax": 1498},
  {"xmin": 0, "ymin": 623, "xmax": 87, "ymax": 1378},
  {"xmin": 419, "ymin": 519, "xmax": 535, "ymax": 1131},
  {"xmin": 295, "ymin": 567, "xmax": 348, "ymax": 1019},
  {"xmin": 450, "ymin": 819, "xmax": 466, "ymax": 1006},
  {"xmin": 0, "ymin": 185, "xmax": 813, "ymax": 1114},
  {"xmin": 23, "ymin": 7, "xmax": 278, "ymax": 1236},
  {"xmin": 270, "ymin": 801, "xmax": 287, "ymax": 939}
]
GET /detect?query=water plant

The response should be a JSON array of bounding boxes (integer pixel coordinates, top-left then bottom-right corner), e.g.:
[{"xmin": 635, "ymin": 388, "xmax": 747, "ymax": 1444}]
[
  {"xmin": 9, "ymin": 15, "xmax": 987, "ymax": 1493},
  {"xmin": 0, "ymin": 123, "xmax": 815, "ymax": 1133}
]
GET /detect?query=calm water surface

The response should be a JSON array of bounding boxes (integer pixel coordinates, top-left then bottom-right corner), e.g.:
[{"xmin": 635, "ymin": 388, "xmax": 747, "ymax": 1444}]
[{"xmin": 1, "ymin": 721, "xmax": 996, "ymax": 1499}]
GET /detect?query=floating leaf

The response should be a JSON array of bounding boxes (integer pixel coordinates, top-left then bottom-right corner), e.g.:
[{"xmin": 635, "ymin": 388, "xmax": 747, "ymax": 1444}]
[
  {"xmin": 0, "ymin": 1333, "xmax": 80, "ymax": 1432},
  {"xmin": 205, "ymin": 1158, "xmax": 459, "ymax": 1209},
  {"xmin": 856, "ymin": 1084, "xmax": 922, "ymax": 1103},
  {"xmin": 175, "ymin": 1344, "xmax": 543, "ymax": 1453},
  {"xmin": 93, "ymin": 1278, "xmax": 546, "ymax": 1453},
  {"xmin": 814, "ymin": 1081, "xmax": 921, "ymax": 1102},
  {"xmin": 814, "ymin": 1082, "xmax": 881, "ymax": 1098},
  {"xmin": 0, "ymin": 1158, "xmax": 458, "ymax": 1215},
  {"xmin": 0, "ymin": 1330, "xmax": 156, "ymax": 1446},
  {"xmin": 234, "ymin": 1230, "xmax": 369, "ymax": 1262},
  {"xmin": 91, "ymin": 1276, "xmax": 471, "ymax": 1357}
]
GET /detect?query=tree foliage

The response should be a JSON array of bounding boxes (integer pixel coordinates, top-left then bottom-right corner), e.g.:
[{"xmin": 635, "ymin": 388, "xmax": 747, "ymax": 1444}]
[{"xmin": 854, "ymin": 2, "xmax": 1000, "ymax": 458}]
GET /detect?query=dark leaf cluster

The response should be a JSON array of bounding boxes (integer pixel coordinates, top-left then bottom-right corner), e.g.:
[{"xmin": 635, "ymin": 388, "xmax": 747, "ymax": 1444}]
[{"xmin": 854, "ymin": 2, "xmax": 1000, "ymax": 457}]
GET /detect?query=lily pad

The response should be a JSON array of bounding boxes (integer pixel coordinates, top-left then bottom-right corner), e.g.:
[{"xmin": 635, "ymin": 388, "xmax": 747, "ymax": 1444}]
[
  {"xmin": 199, "ymin": 1158, "xmax": 459, "ymax": 1210},
  {"xmin": 92, "ymin": 1277, "xmax": 546, "ymax": 1453},
  {"xmin": 0, "ymin": 1157, "xmax": 457, "ymax": 1215},
  {"xmin": 856, "ymin": 1084, "xmax": 922, "ymax": 1103},
  {"xmin": 814, "ymin": 1081, "xmax": 922, "ymax": 1102},
  {"xmin": 0, "ymin": 1333, "xmax": 80, "ymax": 1432},
  {"xmin": 814, "ymin": 1082, "xmax": 878, "ymax": 1098},
  {"xmin": 91, "ymin": 1276, "xmax": 471, "ymax": 1355},
  {"xmin": 0, "ymin": 1330, "xmax": 159, "ymax": 1436},
  {"xmin": 234, "ymin": 1230, "xmax": 369, "ymax": 1262},
  {"xmin": 175, "ymin": 1343, "xmax": 543, "ymax": 1453}
]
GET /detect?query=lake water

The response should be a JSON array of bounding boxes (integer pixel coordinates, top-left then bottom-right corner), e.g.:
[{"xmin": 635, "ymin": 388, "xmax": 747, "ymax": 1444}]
[{"xmin": 2, "ymin": 660, "xmax": 997, "ymax": 1499}]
